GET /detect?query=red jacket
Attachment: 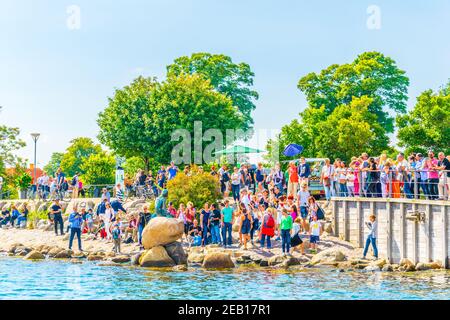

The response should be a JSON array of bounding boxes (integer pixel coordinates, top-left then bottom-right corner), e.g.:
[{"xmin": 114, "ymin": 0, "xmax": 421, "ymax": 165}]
[{"xmin": 261, "ymin": 214, "xmax": 275, "ymax": 237}]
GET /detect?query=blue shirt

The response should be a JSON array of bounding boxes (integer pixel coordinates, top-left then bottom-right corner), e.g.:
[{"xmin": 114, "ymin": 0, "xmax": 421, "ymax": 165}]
[
  {"xmin": 168, "ymin": 167, "xmax": 178, "ymax": 180},
  {"xmin": 111, "ymin": 200, "xmax": 126, "ymax": 214},
  {"xmin": 298, "ymin": 163, "xmax": 311, "ymax": 178},
  {"xmin": 69, "ymin": 212, "xmax": 83, "ymax": 229}
]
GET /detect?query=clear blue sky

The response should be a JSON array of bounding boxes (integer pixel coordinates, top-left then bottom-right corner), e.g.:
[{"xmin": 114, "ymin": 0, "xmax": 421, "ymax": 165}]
[{"xmin": 1, "ymin": 0, "xmax": 449, "ymax": 167}]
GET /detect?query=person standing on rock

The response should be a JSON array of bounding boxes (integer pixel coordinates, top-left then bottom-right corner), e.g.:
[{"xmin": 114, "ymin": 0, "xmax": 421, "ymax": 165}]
[
  {"xmin": 238, "ymin": 206, "xmax": 253, "ymax": 250},
  {"xmin": 51, "ymin": 199, "xmax": 64, "ymax": 236},
  {"xmin": 103, "ymin": 202, "xmax": 115, "ymax": 241},
  {"xmin": 280, "ymin": 208, "xmax": 293, "ymax": 256},
  {"xmin": 221, "ymin": 200, "xmax": 234, "ymax": 248},
  {"xmin": 362, "ymin": 214, "xmax": 378, "ymax": 260},
  {"xmin": 200, "ymin": 203, "xmax": 211, "ymax": 246},
  {"xmin": 111, "ymin": 222, "xmax": 121, "ymax": 253},
  {"xmin": 209, "ymin": 203, "xmax": 221, "ymax": 245},
  {"xmin": 290, "ymin": 218, "xmax": 304, "ymax": 254},
  {"xmin": 260, "ymin": 208, "xmax": 275, "ymax": 250},
  {"xmin": 68, "ymin": 205, "xmax": 83, "ymax": 252},
  {"xmin": 309, "ymin": 214, "xmax": 321, "ymax": 254},
  {"xmin": 137, "ymin": 206, "xmax": 151, "ymax": 247}
]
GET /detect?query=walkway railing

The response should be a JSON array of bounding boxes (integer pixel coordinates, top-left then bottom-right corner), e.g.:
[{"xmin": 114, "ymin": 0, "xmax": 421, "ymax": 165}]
[{"xmin": 329, "ymin": 169, "xmax": 450, "ymax": 201}]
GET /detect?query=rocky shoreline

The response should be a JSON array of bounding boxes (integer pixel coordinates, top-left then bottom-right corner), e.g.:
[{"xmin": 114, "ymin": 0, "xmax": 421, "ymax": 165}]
[{"xmin": 0, "ymin": 227, "xmax": 444, "ymax": 273}]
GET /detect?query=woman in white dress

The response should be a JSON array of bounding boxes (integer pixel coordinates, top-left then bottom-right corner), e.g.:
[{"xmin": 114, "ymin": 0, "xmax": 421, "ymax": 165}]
[{"xmin": 103, "ymin": 202, "xmax": 115, "ymax": 241}]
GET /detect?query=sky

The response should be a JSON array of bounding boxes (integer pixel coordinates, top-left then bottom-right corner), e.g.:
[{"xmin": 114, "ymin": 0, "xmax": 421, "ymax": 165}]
[{"xmin": 0, "ymin": 0, "xmax": 449, "ymax": 167}]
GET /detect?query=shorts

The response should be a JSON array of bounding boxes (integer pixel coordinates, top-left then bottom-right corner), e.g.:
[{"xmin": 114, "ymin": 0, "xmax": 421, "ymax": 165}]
[
  {"xmin": 310, "ymin": 235, "xmax": 320, "ymax": 244},
  {"xmin": 300, "ymin": 206, "xmax": 308, "ymax": 219}
]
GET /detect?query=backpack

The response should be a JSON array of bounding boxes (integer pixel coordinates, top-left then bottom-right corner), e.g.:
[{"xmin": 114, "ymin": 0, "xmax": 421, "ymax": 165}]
[
  {"xmin": 317, "ymin": 206, "xmax": 325, "ymax": 220},
  {"xmin": 112, "ymin": 228, "xmax": 120, "ymax": 240},
  {"xmin": 193, "ymin": 235, "xmax": 202, "ymax": 246},
  {"xmin": 222, "ymin": 172, "xmax": 230, "ymax": 182},
  {"xmin": 264, "ymin": 214, "xmax": 275, "ymax": 229},
  {"xmin": 71, "ymin": 176, "xmax": 77, "ymax": 186}
]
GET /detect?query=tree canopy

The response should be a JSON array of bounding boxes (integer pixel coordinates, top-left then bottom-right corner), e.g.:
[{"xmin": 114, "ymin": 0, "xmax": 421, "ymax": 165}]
[
  {"xmin": 43, "ymin": 152, "xmax": 64, "ymax": 177},
  {"xmin": 0, "ymin": 106, "xmax": 26, "ymax": 174},
  {"xmin": 98, "ymin": 74, "xmax": 245, "ymax": 167},
  {"xmin": 267, "ymin": 52, "xmax": 406, "ymax": 163},
  {"xmin": 166, "ymin": 53, "xmax": 258, "ymax": 134},
  {"xmin": 298, "ymin": 51, "xmax": 409, "ymax": 133},
  {"xmin": 60, "ymin": 137, "xmax": 102, "ymax": 176},
  {"xmin": 396, "ymin": 81, "xmax": 450, "ymax": 155},
  {"xmin": 80, "ymin": 151, "xmax": 116, "ymax": 185}
]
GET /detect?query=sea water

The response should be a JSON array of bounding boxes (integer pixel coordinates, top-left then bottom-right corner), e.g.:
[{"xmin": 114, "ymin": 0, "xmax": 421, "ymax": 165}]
[{"xmin": 0, "ymin": 257, "xmax": 448, "ymax": 300}]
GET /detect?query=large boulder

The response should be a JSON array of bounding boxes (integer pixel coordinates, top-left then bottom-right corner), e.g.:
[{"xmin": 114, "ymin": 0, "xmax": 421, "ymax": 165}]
[
  {"xmin": 139, "ymin": 246, "xmax": 176, "ymax": 268},
  {"xmin": 268, "ymin": 255, "xmax": 301, "ymax": 267},
  {"xmin": 54, "ymin": 249, "xmax": 73, "ymax": 259},
  {"xmin": 24, "ymin": 250, "xmax": 45, "ymax": 260},
  {"xmin": 369, "ymin": 259, "xmax": 387, "ymax": 269},
  {"xmin": 8, "ymin": 243, "xmax": 24, "ymax": 254},
  {"xmin": 310, "ymin": 248, "xmax": 346, "ymax": 265},
  {"xmin": 164, "ymin": 242, "xmax": 188, "ymax": 265},
  {"xmin": 415, "ymin": 262, "xmax": 442, "ymax": 271},
  {"xmin": 202, "ymin": 252, "xmax": 235, "ymax": 269},
  {"xmin": 188, "ymin": 252, "xmax": 205, "ymax": 264},
  {"xmin": 131, "ymin": 252, "xmax": 143, "ymax": 266},
  {"xmin": 141, "ymin": 217, "xmax": 184, "ymax": 249},
  {"xmin": 399, "ymin": 258, "xmax": 416, "ymax": 272},
  {"xmin": 47, "ymin": 247, "xmax": 63, "ymax": 257}
]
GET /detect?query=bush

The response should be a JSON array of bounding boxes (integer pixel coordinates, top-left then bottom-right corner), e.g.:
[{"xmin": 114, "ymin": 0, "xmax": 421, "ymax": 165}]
[
  {"xmin": 27, "ymin": 210, "xmax": 48, "ymax": 229},
  {"xmin": 166, "ymin": 171, "xmax": 222, "ymax": 208}
]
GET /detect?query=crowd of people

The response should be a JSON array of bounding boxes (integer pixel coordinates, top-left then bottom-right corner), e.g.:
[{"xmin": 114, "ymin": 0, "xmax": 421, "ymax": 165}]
[
  {"xmin": 212, "ymin": 151, "xmax": 450, "ymax": 203},
  {"xmin": 2, "ymin": 150, "xmax": 448, "ymax": 259},
  {"xmin": 171, "ymin": 183, "xmax": 327, "ymax": 255},
  {"xmin": 317, "ymin": 151, "xmax": 450, "ymax": 201}
]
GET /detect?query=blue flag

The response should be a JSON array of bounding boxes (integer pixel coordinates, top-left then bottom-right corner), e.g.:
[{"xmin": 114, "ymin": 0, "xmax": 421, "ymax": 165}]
[{"xmin": 283, "ymin": 144, "xmax": 304, "ymax": 157}]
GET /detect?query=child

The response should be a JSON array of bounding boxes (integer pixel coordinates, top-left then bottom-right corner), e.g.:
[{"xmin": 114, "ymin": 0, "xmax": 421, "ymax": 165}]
[
  {"xmin": 309, "ymin": 214, "xmax": 321, "ymax": 254},
  {"xmin": 346, "ymin": 169, "xmax": 355, "ymax": 197},
  {"xmin": 290, "ymin": 218, "xmax": 304, "ymax": 254},
  {"xmin": 85, "ymin": 209, "xmax": 95, "ymax": 234},
  {"xmin": 188, "ymin": 219, "xmax": 202, "ymax": 247},
  {"xmin": 112, "ymin": 223, "xmax": 121, "ymax": 254},
  {"xmin": 297, "ymin": 183, "xmax": 310, "ymax": 234},
  {"xmin": 362, "ymin": 214, "xmax": 378, "ymax": 260},
  {"xmin": 280, "ymin": 209, "xmax": 293, "ymax": 255}
]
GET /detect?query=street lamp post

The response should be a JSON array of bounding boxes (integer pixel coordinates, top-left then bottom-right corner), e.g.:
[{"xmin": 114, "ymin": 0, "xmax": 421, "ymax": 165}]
[{"xmin": 31, "ymin": 133, "xmax": 40, "ymax": 199}]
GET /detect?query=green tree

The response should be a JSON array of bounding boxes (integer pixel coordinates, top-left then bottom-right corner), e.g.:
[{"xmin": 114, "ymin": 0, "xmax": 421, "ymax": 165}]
[
  {"xmin": 396, "ymin": 81, "xmax": 450, "ymax": 155},
  {"xmin": 98, "ymin": 74, "xmax": 245, "ymax": 167},
  {"xmin": 43, "ymin": 152, "xmax": 64, "ymax": 177},
  {"xmin": 265, "ymin": 106, "xmax": 327, "ymax": 164},
  {"xmin": 81, "ymin": 152, "xmax": 116, "ymax": 185},
  {"xmin": 98, "ymin": 76, "xmax": 159, "ymax": 170},
  {"xmin": 0, "ymin": 107, "xmax": 26, "ymax": 173},
  {"xmin": 298, "ymin": 51, "xmax": 409, "ymax": 133},
  {"xmin": 167, "ymin": 53, "xmax": 258, "ymax": 134},
  {"xmin": 314, "ymin": 96, "xmax": 390, "ymax": 161},
  {"xmin": 60, "ymin": 137, "xmax": 102, "ymax": 176}
]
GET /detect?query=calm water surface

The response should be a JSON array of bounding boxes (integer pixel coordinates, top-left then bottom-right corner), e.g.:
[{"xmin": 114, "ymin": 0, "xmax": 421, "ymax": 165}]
[{"xmin": 0, "ymin": 256, "xmax": 449, "ymax": 300}]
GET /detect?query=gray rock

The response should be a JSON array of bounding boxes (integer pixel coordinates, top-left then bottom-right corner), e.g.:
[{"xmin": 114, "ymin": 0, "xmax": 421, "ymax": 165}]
[{"xmin": 164, "ymin": 242, "xmax": 188, "ymax": 265}]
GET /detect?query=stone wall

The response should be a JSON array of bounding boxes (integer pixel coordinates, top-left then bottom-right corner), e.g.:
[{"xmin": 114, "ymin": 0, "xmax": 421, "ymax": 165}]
[{"xmin": 332, "ymin": 197, "xmax": 450, "ymax": 268}]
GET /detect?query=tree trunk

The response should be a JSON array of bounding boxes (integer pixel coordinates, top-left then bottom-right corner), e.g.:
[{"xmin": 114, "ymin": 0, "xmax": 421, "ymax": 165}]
[{"xmin": 143, "ymin": 157, "xmax": 150, "ymax": 173}]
